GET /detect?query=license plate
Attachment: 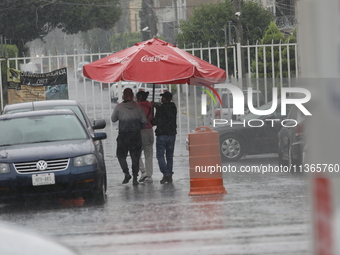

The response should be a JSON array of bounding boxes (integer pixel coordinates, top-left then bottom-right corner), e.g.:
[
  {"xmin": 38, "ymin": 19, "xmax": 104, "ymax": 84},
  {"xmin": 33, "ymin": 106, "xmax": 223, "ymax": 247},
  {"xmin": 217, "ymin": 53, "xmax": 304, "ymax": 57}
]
[{"xmin": 32, "ymin": 173, "xmax": 55, "ymax": 186}]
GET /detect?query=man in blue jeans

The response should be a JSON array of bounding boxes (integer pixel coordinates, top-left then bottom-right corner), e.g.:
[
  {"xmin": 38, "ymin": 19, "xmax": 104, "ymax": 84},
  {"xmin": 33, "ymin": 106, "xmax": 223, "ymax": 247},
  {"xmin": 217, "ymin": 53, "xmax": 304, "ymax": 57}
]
[{"xmin": 151, "ymin": 92, "xmax": 177, "ymax": 184}]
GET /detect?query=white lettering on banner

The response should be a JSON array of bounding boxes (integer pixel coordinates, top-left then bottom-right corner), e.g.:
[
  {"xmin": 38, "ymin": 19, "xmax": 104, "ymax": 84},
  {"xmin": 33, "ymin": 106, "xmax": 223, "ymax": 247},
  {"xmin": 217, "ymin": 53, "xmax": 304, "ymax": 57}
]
[
  {"xmin": 141, "ymin": 55, "xmax": 169, "ymax": 62},
  {"xmin": 108, "ymin": 57, "xmax": 130, "ymax": 64}
]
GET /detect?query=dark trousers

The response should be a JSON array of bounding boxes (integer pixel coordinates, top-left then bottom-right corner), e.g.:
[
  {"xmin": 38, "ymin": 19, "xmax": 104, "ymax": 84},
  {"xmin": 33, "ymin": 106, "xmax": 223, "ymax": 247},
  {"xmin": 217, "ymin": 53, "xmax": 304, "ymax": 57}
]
[
  {"xmin": 156, "ymin": 135, "xmax": 176, "ymax": 177},
  {"xmin": 116, "ymin": 131, "xmax": 142, "ymax": 177}
]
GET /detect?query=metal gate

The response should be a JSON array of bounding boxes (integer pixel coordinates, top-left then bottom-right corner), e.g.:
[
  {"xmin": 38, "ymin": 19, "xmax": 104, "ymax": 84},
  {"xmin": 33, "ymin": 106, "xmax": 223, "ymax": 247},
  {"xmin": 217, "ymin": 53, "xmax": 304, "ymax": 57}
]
[{"xmin": 0, "ymin": 42, "xmax": 299, "ymax": 159}]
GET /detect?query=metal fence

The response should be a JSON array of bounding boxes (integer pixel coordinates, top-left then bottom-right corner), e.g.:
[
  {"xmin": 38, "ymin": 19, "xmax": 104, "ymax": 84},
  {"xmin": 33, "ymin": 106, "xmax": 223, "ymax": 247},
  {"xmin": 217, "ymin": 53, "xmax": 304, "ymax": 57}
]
[{"xmin": 0, "ymin": 42, "xmax": 299, "ymax": 159}]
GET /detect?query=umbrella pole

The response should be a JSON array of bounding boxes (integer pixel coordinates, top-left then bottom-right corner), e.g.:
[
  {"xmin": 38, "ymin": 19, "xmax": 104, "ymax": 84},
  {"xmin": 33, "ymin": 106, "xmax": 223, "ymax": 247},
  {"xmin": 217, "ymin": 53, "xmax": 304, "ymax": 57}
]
[{"xmin": 152, "ymin": 83, "xmax": 155, "ymax": 117}]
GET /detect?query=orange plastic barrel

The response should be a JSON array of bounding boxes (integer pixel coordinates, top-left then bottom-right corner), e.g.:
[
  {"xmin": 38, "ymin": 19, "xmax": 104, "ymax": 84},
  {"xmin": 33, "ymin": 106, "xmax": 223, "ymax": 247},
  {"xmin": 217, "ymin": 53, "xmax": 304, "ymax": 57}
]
[{"xmin": 188, "ymin": 126, "xmax": 227, "ymax": 195}]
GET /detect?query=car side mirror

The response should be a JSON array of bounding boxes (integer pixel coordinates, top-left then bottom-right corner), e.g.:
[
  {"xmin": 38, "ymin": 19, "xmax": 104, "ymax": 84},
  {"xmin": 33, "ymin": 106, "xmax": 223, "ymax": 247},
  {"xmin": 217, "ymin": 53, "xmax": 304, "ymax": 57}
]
[
  {"xmin": 93, "ymin": 132, "xmax": 107, "ymax": 141},
  {"xmin": 93, "ymin": 119, "xmax": 106, "ymax": 130}
]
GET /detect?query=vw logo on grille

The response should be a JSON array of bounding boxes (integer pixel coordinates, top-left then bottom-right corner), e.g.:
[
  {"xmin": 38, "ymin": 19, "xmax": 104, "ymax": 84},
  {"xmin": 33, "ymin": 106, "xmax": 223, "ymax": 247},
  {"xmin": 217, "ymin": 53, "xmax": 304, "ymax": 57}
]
[{"xmin": 36, "ymin": 160, "xmax": 48, "ymax": 171}]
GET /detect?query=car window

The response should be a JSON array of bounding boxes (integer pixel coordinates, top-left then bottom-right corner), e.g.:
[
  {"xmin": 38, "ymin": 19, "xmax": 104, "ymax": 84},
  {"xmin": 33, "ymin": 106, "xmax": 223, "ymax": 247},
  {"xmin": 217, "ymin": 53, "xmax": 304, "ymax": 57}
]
[
  {"xmin": 219, "ymin": 91, "xmax": 264, "ymax": 109},
  {"xmin": 246, "ymin": 92, "xmax": 265, "ymax": 107},
  {"xmin": 287, "ymin": 105, "xmax": 297, "ymax": 119},
  {"xmin": 4, "ymin": 105, "xmax": 88, "ymax": 128},
  {"xmin": 3, "ymin": 108, "xmax": 32, "ymax": 114},
  {"xmin": 34, "ymin": 105, "xmax": 87, "ymax": 127},
  {"xmin": 221, "ymin": 93, "xmax": 233, "ymax": 108},
  {"xmin": 241, "ymin": 101, "xmax": 279, "ymax": 120},
  {"xmin": 287, "ymin": 105, "xmax": 305, "ymax": 123},
  {"xmin": 0, "ymin": 114, "xmax": 88, "ymax": 146}
]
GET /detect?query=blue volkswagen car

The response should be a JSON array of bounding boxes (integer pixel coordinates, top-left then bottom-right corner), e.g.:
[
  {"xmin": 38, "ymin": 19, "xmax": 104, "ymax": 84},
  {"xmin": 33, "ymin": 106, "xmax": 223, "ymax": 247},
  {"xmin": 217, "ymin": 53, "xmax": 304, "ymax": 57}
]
[
  {"xmin": 0, "ymin": 109, "xmax": 107, "ymax": 204},
  {"xmin": 1, "ymin": 99, "xmax": 106, "ymax": 156}
]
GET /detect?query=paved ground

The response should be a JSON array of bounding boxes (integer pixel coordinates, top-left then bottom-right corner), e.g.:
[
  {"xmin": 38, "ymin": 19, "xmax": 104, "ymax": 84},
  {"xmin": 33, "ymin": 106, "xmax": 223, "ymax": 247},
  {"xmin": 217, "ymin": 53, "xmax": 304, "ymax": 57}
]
[{"xmin": 56, "ymin": 154, "xmax": 311, "ymax": 254}]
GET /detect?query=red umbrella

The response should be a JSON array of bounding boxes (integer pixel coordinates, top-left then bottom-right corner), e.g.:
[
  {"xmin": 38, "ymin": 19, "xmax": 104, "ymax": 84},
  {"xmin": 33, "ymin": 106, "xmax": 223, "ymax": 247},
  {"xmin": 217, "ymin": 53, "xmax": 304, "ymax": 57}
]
[{"xmin": 83, "ymin": 38, "xmax": 226, "ymax": 102}]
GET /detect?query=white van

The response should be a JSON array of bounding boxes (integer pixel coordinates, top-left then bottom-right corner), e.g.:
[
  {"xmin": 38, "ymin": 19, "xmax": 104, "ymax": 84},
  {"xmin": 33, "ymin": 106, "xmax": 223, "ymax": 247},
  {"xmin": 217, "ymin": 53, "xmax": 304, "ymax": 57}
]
[{"xmin": 20, "ymin": 62, "xmax": 39, "ymax": 73}]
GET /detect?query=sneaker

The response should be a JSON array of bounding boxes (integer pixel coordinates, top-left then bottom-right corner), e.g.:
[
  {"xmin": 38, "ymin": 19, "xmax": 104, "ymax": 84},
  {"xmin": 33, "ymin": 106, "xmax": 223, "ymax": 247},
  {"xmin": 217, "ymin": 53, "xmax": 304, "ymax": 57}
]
[
  {"xmin": 144, "ymin": 177, "xmax": 153, "ymax": 183},
  {"xmin": 160, "ymin": 176, "xmax": 172, "ymax": 184},
  {"xmin": 167, "ymin": 175, "xmax": 173, "ymax": 183},
  {"xmin": 122, "ymin": 174, "xmax": 132, "ymax": 184},
  {"xmin": 139, "ymin": 172, "xmax": 148, "ymax": 182},
  {"xmin": 160, "ymin": 176, "xmax": 166, "ymax": 184},
  {"xmin": 133, "ymin": 177, "xmax": 139, "ymax": 186}
]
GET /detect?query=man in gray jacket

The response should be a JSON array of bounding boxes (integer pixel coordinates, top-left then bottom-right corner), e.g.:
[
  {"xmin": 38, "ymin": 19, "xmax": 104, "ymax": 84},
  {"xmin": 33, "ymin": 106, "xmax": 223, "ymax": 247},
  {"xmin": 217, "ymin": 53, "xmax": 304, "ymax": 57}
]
[{"xmin": 111, "ymin": 88, "xmax": 147, "ymax": 185}]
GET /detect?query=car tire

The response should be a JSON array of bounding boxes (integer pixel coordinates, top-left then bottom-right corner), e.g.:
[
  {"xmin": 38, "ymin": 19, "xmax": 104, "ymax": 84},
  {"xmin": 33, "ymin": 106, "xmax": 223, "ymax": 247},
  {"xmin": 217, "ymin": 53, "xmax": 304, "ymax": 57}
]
[
  {"xmin": 219, "ymin": 134, "xmax": 243, "ymax": 161},
  {"xmin": 84, "ymin": 175, "xmax": 107, "ymax": 206}
]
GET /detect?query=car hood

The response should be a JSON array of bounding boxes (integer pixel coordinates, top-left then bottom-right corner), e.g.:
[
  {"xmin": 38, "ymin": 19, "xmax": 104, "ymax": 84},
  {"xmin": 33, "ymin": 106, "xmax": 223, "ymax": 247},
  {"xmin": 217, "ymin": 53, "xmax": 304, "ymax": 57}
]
[{"xmin": 0, "ymin": 139, "xmax": 94, "ymax": 162}]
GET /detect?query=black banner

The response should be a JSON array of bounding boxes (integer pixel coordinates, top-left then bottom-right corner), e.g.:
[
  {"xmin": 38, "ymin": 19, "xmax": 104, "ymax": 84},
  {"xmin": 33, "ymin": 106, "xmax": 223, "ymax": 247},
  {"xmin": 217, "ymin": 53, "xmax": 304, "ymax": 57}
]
[{"xmin": 7, "ymin": 67, "xmax": 68, "ymax": 104}]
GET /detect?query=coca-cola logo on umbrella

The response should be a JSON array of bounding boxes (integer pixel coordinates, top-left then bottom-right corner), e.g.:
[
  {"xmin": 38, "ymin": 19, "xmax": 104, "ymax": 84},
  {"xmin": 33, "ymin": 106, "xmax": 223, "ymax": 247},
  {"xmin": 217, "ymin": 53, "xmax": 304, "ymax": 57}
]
[
  {"xmin": 141, "ymin": 55, "xmax": 169, "ymax": 62},
  {"xmin": 108, "ymin": 57, "xmax": 130, "ymax": 64},
  {"xmin": 188, "ymin": 59, "xmax": 199, "ymax": 66}
]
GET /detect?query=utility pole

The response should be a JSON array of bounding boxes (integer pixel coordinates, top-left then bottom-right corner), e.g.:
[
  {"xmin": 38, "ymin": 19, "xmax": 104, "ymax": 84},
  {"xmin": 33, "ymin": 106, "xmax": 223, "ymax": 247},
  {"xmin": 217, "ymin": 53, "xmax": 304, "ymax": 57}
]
[
  {"xmin": 173, "ymin": 0, "xmax": 179, "ymax": 44},
  {"xmin": 141, "ymin": 0, "xmax": 157, "ymax": 39},
  {"xmin": 233, "ymin": 0, "xmax": 245, "ymax": 85},
  {"xmin": 233, "ymin": 0, "xmax": 243, "ymax": 45}
]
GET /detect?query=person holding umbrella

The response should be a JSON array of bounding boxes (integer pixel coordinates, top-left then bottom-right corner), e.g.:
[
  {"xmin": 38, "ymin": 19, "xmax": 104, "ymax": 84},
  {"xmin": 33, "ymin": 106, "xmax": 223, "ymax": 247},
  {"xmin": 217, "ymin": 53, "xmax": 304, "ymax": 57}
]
[
  {"xmin": 136, "ymin": 91, "xmax": 154, "ymax": 183},
  {"xmin": 111, "ymin": 88, "xmax": 147, "ymax": 186},
  {"xmin": 151, "ymin": 91, "xmax": 177, "ymax": 184}
]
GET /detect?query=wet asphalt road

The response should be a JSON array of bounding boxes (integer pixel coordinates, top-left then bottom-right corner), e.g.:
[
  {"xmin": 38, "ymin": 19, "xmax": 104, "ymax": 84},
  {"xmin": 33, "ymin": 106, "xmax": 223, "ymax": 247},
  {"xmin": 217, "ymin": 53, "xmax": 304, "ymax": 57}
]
[
  {"xmin": 0, "ymin": 76, "xmax": 311, "ymax": 254},
  {"xmin": 0, "ymin": 154, "xmax": 310, "ymax": 255}
]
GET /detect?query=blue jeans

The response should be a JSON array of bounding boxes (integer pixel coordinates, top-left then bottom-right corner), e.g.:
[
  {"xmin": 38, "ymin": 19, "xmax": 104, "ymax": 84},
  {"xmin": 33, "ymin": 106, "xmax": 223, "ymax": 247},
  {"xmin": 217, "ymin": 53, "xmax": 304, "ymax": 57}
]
[{"xmin": 156, "ymin": 135, "xmax": 176, "ymax": 177}]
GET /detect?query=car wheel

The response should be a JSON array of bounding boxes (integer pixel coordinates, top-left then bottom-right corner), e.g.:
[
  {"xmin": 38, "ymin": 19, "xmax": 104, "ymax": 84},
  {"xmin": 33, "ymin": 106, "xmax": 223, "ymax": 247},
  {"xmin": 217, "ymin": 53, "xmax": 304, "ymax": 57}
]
[
  {"xmin": 219, "ymin": 135, "xmax": 243, "ymax": 161},
  {"xmin": 84, "ymin": 175, "xmax": 107, "ymax": 206}
]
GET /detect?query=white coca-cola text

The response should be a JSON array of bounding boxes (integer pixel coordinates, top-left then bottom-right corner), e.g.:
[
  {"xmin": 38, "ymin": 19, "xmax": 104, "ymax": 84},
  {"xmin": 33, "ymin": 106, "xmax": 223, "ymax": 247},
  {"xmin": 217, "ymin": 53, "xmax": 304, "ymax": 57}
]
[
  {"xmin": 108, "ymin": 57, "xmax": 130, "ymax": 64},
  {"xmin": 141, "ymin": 55, "xmax": 169, "ymax": 62}
]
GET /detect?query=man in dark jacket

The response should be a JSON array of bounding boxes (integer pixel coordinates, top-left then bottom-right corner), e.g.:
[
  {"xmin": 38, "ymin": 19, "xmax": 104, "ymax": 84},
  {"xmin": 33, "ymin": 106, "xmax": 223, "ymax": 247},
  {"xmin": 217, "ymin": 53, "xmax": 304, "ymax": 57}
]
[
  {"xmin": 152, "ymin": 91, "xmax": 177, "ymax": 184},
  {"xmin": 112, "ymin": 88, "xmax": 147, "ymax": 185}
]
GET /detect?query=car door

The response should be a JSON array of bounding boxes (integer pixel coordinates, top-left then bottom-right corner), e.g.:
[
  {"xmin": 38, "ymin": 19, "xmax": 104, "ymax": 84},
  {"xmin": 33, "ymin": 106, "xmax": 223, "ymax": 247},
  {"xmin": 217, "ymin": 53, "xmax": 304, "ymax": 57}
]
[
  {"xmin": 242, "ymin": 118, "xmax": 280, "ymax": 154},
  {"xmin": 245, "ymin": 104, "xmax": 286, "ymax": 154},
  {"xmin": 278, "ymin": 105, "xmax": 302, "ymax": 161}
]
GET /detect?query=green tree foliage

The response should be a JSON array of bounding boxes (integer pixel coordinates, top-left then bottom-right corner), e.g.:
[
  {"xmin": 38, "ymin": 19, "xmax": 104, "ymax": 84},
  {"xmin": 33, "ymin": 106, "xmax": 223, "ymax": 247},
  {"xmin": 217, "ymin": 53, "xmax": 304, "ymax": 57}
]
[
  {"xmin": 250, "ymin": 22, "xmax": 297, "ymax": 100},
  {"xmin": 251, "ymin": 22, "xmax": 296, "ymax": 79},
  {"xmin": 0, "ymin": 44, "xmax": 19, "ymax": 106},
  {"xmin": 110, "ymin": 32, "xmax": 142, "ymax": 51},
  {"xmin": 177, "ymin": 0, "xmax": 273, "ymax": 48},
  {"xmin": 281, "ymin": 27, "xmax": 297, "ymax": 77},
  {"xmin": 241, "ymin": 1, "xmax": 274, "ymax": 44},
  {"xmin": 0, "ymin": 0, "xmax": 121, "ymax": 56}
]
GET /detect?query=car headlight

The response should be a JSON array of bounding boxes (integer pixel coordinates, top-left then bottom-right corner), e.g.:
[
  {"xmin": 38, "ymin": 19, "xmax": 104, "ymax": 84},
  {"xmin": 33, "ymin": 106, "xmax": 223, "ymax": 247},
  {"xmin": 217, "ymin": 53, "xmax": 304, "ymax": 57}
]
[
  {"xmin": 74, "ymin": 154, "xmax": 97, "ymax": 167},
  {"xmin": 0, "ymin": 163, "xmax": 10, "ymax": 174}
]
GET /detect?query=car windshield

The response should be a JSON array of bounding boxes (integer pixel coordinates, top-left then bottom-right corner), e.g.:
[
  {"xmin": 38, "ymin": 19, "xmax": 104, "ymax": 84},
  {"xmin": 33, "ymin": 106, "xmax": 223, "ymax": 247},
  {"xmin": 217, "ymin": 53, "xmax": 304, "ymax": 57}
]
[
  {"xmin": 0, "ymin": 114, "xmax": 88, "ymax": 146},
  {"xmin": 34, "ymin": 105, "xmax": 86, "ymax": 126},
  {"xmin": 240, "ymin": 101, "xmax": 279, "ymax": 121},
  {"xmin": 4, "ymin": 105, "xmax": 87, "ymax": 127}
]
